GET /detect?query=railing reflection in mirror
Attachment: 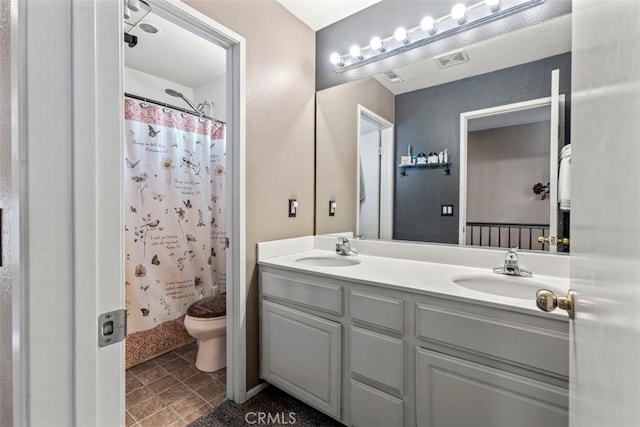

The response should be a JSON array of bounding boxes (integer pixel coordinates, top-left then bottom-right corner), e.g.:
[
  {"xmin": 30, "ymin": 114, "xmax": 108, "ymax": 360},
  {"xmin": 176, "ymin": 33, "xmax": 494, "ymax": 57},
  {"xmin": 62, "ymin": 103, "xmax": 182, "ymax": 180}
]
[{"xmin": 466, "ymin": 222, "xmax": 549, "ymax": 251}]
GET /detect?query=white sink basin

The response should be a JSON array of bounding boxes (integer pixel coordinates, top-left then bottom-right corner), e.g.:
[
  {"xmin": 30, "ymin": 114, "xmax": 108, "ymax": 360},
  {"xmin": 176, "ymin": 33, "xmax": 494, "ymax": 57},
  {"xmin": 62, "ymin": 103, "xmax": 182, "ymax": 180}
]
[
  {"xmin": 295, "ymin": 256, "xmax": 361, "ymax": 267},
  {"xmin": 451, "ymin": 273, "xmax": 559, "ymax": 300}
]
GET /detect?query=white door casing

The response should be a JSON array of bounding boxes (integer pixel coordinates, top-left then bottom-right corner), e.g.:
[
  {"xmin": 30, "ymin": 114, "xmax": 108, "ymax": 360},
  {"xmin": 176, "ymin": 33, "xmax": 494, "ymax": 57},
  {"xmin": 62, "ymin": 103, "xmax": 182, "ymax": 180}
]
[
  {"xmin": 13, "ymin": 1, "xmax": 125, "ymax": 424},
  {"xmin": 569, "ymin": 0, "xmax": 640, "ymax": 425},
  {"xmin": 459, "ymin": 91, "xmax": 564, "ymax": 251},
  {"xmin": 12, "ymin": 0, "xmax": 246, "ymax": 425},
  {"xmin": 146, "ymin": 0, "xmax": 247, "ymax": 405},
  {"xmin": 356, "ymin": 105, "xmax": 394, "ymax": 240},
  {"xmin": 548, "ymin": 69, "xmax": 560, "ymax": 253}
]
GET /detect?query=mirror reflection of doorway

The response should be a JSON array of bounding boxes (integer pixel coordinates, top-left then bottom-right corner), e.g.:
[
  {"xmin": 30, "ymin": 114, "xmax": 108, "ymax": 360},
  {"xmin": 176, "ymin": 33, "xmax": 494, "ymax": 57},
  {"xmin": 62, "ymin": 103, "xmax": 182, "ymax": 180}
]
[
  {"xmin": 459, "ymin": 92, "xmax": 569, "ymax": 253},
  {"xmin": 357, "ymin": 106, "xmax": 394, "ymax": 240}
]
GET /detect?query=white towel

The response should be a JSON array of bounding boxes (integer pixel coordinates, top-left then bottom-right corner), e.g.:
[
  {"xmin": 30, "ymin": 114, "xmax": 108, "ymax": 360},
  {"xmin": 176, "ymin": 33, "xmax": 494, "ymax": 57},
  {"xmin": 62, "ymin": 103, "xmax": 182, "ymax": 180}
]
[{"xmin": 558, "ymin": 144, "xmax": 571, "ymax": 210}]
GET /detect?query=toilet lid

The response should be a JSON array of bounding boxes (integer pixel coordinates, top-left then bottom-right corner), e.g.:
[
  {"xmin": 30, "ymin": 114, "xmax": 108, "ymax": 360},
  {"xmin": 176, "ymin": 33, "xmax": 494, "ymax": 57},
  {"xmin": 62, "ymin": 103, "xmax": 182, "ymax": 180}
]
[{"xmin": 186, "ymin": 294, "xmax": 226, "ymax": 318}]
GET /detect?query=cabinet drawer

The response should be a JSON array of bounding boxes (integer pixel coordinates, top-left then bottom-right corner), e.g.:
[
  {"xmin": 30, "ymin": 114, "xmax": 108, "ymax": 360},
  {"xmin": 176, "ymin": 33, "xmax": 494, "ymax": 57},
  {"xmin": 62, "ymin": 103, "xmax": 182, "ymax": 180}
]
[
  {"xmin": 416, "ymin": 348, "xmax": 568, "ymax": 426},
  {"xmin": 350, "ymin": 380, "xmax": 403, "ymax": 427},
  {"xmin": 350, "ymin": 290, "xmax": 403, "ymax": 333},
  {"xmin": 416, "ymin": 302, "xmax": 569, "ymax": 377},
  {"xmin": 350, "ymin": 326, "xmax": 403, "ymax": 393},
  {"xmin": 261, "ymin": 271, "xmax": 343, "ymax": 315}
]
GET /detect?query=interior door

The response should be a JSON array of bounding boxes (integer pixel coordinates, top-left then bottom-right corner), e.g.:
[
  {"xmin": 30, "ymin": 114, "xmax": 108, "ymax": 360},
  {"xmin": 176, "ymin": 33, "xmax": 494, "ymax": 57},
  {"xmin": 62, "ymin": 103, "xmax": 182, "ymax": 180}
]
[
  {"xmin": 567, "ymin": 0, "xmax": 640, "ymax": 425},
  {"xmin": 359, "ymin": 121, "xmax": 382, "ymax": 239}
]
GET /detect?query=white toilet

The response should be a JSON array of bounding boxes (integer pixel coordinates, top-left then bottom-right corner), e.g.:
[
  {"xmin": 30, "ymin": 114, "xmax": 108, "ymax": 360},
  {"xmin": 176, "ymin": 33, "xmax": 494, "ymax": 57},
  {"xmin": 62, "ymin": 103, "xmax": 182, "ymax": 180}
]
[{"xmin": 184, "ymin": 294, "xmax": 226, "ymax": 372}]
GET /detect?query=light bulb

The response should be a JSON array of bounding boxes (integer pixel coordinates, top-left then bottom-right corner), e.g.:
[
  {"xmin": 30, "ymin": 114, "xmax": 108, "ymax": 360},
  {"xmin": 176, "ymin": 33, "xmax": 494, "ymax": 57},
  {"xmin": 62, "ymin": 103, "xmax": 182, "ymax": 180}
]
[
  {"xmin": 451, "ymin": 4, "xmax": 467, "ymax": 24},
  {"xmin": 485, "ymin": 0, "xmax": 501, "ymax": 12},
  {"xmin": 394, "ymin": 27, "xmax": 409, "ymax": 44},
  {"xmin": 349, "ymin": 45, "xmax": 363, "ymax": 59},
  {"xmin": 370, "ymin": 36, "xmax": 385, "ymax": 52},
  {"xmin": 329, "ymin": 52, "xmax": 343, "ymax": 66},
  {"xmin": 420, "ymin": 16, "xmax": 437, "ymax": 35}
]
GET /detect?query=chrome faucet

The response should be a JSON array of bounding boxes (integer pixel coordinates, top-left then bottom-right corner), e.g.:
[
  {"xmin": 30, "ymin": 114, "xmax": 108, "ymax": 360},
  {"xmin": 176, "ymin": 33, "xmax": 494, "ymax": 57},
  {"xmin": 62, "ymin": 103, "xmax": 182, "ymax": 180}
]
[
  {"xmin": 335, "ymin": 237, "xmax": 358, "ymax": 256},
  {"xmin": 493, "ymin": 247, "xmax": 532, "ymax": 277}
]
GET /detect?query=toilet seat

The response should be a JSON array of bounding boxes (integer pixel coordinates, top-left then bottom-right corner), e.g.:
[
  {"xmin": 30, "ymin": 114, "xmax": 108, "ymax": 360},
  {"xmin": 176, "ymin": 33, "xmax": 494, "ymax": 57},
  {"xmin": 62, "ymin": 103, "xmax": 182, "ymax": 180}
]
[
  {"xmin": 184, "ymin": 294, "xmax": 227, "ymax": 372},
  {"xmin": 186, "ymin": 294, "xmax": 226, "ymax": 319}
]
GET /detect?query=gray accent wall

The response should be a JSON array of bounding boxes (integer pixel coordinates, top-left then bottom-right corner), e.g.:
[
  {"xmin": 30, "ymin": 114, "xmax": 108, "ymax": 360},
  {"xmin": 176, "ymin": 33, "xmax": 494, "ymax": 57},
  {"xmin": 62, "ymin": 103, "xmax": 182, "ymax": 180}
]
[
  {"xmin": 393, "ymin": 53, "xmax": 571, "ymax": 243},
  {"xmin": 316, "ymin": 0, "xmax": 571, "ymax": 90}
]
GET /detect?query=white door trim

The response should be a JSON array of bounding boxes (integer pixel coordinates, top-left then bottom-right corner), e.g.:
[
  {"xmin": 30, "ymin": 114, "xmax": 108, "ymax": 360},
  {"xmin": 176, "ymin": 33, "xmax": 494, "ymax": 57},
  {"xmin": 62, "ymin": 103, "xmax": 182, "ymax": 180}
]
[
  {"xmin": 458, "ymin": 95, "xmax": 564, "ymax": 248},
  {"xmin": 356, "ymin": 105, "xmax": 394, "ymax": 240},
  {"xmin": 12, "ymin": 0, "xmax": 116, "ymax": 424},
  {"xmin": 146, "ymin": 0, "xmax": 248, "ymax": 405},
  {"xmin": 12, "ymin": 0, "xmax": 247, "ymax": 425},
  {"xmin": 548, "ymin": 70, "xmax": 560, "ymax": 252}
]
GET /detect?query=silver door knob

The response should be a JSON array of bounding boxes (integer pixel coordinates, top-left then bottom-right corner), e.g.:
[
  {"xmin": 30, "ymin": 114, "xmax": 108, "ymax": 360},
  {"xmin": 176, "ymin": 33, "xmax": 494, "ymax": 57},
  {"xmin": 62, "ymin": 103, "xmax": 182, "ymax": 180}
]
[{"xmin": 536, "ymin": 289, "xmax": 575, "ymax": 319}]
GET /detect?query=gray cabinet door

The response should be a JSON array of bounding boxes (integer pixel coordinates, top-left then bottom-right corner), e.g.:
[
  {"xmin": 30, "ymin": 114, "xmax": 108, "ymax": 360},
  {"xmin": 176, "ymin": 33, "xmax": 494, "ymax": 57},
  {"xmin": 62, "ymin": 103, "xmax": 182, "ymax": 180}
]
[
  {"xmin": 416, "ymin": 348, "xmax": 568, "ymax": 427},
  {"xmin": 261, "ymin": 300, "xmax": 342, "ymax": 419}
]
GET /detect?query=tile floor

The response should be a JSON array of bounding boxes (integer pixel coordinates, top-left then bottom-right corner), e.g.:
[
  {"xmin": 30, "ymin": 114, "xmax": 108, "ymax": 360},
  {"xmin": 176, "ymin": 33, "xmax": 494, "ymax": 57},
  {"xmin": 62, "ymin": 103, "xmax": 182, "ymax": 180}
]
[{"xmin": 125, "ymin": 342, "xmax": 227, "ymax": 427}]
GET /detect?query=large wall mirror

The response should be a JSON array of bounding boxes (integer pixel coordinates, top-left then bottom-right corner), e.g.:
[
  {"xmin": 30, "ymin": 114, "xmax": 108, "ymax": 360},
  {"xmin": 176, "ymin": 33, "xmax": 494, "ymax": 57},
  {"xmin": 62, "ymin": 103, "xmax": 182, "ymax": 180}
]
[{"xmin": 315, "ymin": 9, "xmax": 571, "ymax": 253}]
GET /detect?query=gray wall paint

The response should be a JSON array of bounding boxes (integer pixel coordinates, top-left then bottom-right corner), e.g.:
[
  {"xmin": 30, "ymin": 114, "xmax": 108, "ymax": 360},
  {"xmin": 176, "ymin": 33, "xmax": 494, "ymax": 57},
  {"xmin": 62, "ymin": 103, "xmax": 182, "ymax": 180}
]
[
  {"xmin": 0, "ymin": 0, "xmax": 12, "ymax": 423},
  {"xmin": 316, "ymin": 0, "xmax": 572, "ymax": 90},
  {"xmin": 467, "ymin": 122, "xmax": 550, "ymax": 224},
  {"xmin": 393, "ymin": 53, "xmax": 571, "ymax": 243}
]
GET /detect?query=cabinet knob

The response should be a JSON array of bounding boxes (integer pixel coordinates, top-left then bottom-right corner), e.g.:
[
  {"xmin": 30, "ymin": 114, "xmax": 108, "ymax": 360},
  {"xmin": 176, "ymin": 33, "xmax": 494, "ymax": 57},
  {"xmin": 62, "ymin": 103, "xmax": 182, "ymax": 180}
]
[{"xmin": 536, "ymin": 289, "xmax": 575, "ymax": 319}]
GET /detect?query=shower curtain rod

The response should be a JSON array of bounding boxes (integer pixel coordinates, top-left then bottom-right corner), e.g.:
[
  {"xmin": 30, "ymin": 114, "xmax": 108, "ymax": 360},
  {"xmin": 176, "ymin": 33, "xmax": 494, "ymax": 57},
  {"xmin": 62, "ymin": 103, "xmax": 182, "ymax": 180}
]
[{"xmin": 125, "ymin": 92, "xmax": 226, "ymax": 125}]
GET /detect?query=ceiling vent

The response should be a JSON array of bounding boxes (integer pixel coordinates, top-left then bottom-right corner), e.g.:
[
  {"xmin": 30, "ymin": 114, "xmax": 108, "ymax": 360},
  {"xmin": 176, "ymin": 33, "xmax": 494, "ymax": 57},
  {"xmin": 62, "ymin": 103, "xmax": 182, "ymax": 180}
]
[
  {"xmin": 434, "ymin": 49, "xmax": 470, "ymax": 68},
  {"xmin": 381, "ymin": 69, "xmax": 404, "ymax": 83}
]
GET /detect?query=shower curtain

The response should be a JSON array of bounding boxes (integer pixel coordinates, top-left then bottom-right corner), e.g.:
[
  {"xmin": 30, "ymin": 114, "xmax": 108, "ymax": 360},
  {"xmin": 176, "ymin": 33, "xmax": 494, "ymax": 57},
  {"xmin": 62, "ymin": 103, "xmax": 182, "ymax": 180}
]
[{"xmin": 123, "ymin": 97, "xmax": 226, "ymax": 367}]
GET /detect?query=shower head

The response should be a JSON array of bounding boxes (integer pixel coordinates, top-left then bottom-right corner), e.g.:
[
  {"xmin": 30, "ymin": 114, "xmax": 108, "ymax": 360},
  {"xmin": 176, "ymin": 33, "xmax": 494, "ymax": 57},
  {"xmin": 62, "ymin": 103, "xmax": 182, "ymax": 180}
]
[
  {"xmin": 164, "ymin": 88, "xmax": 203, "ymax": 116},
  {"xmin": 165, "ymin": 88, "xmax": 183, "ymax": 98}
]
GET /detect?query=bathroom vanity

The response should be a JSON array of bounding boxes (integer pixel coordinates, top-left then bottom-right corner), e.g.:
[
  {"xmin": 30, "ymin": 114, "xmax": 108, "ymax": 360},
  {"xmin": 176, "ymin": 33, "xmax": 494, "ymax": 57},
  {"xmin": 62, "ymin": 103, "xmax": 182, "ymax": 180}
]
[{"xmin": 258, "ymin": 236, "xmax": 570, "ymax": 426}]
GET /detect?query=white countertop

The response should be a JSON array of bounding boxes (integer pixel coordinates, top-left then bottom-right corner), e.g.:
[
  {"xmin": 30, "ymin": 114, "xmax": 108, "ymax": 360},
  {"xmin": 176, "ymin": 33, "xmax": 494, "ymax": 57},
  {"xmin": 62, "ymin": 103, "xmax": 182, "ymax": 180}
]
[{"xmin": 258, "ymin": 247, "xmax": 570, "ymax": 319}]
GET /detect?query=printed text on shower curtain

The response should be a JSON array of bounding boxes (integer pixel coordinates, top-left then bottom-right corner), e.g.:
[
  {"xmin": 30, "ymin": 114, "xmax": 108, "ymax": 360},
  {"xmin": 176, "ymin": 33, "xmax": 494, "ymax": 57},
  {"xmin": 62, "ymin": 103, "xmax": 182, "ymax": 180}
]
[{"xmin": 123, "ymin": 97, "xmax": 226, "ymax": 367}]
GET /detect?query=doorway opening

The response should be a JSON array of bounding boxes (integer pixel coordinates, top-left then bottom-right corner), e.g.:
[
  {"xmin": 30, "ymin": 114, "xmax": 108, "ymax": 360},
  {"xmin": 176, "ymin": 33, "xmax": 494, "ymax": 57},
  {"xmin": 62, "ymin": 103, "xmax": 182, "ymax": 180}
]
[
  {"xmin": 123, "ymin": 0, "xmax": 245, "ymax": 424},
  {"xmin": 459, "ymin": 91, "xmax": 568, "ymax": 252},
  {"xmin": 356, "ymin": 105, "xmax": 394, "ymax": 240}
]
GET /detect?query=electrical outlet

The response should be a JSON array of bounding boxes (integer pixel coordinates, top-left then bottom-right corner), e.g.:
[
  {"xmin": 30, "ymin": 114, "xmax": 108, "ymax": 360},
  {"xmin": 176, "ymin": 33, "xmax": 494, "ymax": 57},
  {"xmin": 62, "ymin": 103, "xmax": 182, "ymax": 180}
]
[{"xmin": 441, "ymin": 204, "xmax": 454, "ymax": 216}]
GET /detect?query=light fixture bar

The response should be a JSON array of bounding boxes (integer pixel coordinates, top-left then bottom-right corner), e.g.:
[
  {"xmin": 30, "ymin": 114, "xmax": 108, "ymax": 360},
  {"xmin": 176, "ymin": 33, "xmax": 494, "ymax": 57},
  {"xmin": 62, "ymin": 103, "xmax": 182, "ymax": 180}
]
[{"xmin": 331, "ymin": 0, "xmax": 543, "ymax": 73}]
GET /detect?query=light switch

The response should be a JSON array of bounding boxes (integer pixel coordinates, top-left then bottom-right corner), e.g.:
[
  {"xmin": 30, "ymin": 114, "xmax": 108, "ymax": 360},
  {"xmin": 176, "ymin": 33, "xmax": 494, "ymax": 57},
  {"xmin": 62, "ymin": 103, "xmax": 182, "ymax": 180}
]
[
  {"xmin": 289, "ymin": 198, "xmax": 297, "ymax": 218},
  {"xmin": 329, "ymin": 200, "xmax": 337, "ymax": 216},
  {"xmin": 441, "ymin": 204, "xmax": 454, "ymax": 216}
]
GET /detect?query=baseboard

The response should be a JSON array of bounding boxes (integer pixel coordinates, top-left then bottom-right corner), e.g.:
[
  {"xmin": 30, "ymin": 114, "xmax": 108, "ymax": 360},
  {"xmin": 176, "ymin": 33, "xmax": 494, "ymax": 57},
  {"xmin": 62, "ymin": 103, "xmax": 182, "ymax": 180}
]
[{"xmin": 246, "ymin": 382, "xmax": 268, "ymax": 400}]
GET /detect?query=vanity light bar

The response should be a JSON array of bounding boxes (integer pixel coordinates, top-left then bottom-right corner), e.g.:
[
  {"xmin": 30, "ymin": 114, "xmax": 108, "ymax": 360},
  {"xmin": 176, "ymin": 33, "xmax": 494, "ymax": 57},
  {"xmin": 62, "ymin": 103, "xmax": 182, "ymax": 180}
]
[{"xmin": 330, "ymin": 0, "xmax": 543, "ymax": 73}]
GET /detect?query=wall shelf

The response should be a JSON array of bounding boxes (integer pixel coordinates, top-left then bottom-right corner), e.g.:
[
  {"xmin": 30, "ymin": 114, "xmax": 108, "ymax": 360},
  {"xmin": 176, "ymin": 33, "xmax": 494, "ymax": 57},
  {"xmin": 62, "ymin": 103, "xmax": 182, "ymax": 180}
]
[{"xmin": 399, "ymin": 162, "xmax": 451, "ymax": 176}]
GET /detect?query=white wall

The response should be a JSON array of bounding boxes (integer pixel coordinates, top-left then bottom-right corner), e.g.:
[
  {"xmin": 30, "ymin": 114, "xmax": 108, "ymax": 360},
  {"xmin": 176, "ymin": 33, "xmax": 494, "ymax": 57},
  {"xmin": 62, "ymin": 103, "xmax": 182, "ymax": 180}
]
[
  {"xmin": 124, "ymin": 66, "xmax": 194, "ymax": 107},
  {"xmin": 193, "ymin": 75, "xmax": 226, "ymax": 122},
  {"xmin": 359, "ymin": 130, "xmax": 380, "ymax": 238}
]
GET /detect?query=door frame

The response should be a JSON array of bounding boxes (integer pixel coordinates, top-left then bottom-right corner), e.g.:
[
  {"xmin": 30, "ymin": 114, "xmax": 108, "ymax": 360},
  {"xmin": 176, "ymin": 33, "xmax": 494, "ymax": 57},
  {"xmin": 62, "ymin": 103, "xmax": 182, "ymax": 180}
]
[
  {"xmin": 458, "ymin": 94, "xmax": 565, "ymax": 249},
  {"xmin": 11, "ymin": 0, "xmax": 246, "ymax": 425},
  {"xmin": 147, "ymin": 0, "xmax": 247, "ymax": 405},
  {"xmin": 356, "ymin": 105, "xmax": 394, "ymax": 240}
]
